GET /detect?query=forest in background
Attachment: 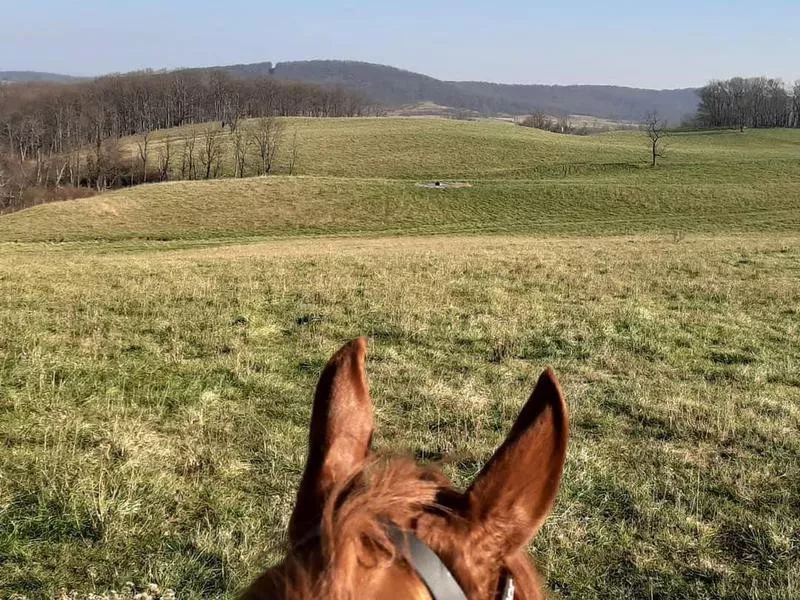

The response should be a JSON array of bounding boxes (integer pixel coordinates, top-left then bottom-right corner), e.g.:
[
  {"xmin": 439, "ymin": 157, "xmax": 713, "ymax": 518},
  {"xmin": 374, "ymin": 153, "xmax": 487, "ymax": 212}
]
[
  {"xmin": 0, "ymin": 69, "xmax": 371, "ymax": 210},
  {"xmin": 2, "ymin": 66, "xmax": 800, "ymax": 214}
]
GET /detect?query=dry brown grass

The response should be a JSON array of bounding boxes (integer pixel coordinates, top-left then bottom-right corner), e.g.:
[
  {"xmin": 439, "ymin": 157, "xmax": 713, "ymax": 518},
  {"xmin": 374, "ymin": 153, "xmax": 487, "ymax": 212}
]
[{"xmin": 1, "ymin": 233, "xmax": 798, "ymax": 598}]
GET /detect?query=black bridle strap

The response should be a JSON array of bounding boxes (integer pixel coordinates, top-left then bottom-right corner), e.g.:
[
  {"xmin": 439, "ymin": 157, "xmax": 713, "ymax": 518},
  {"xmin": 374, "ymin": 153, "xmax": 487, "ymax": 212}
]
[{"xmin": 387, "ymin": 526, "xmax": 469, "ymax": 600}]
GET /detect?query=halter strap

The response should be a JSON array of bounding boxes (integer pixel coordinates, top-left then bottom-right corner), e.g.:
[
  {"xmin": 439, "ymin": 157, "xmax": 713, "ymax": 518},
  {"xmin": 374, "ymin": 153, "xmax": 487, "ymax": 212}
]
[
  {"xmin": 291, "ymin": 523, "xmax": 515, "ymax": 599},
  {"xmin": 387, "ymin": 525, "xmax": 516, "ymax": 600},
  {"xmin": 387, "ymin": 526, "xmax": 468, "ymax": 600}
]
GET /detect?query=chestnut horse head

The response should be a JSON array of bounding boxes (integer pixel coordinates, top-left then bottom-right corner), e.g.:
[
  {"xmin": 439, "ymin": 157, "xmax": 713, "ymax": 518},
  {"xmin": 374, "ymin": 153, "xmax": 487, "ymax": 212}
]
[{"xmin": 244, "ymin": 337, "xmax": 568, "ymax": 599}]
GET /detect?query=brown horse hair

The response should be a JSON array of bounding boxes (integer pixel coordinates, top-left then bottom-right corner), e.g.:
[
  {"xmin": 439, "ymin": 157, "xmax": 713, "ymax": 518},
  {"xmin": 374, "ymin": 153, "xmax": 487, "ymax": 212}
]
[
  {"xmin": 245, "ymin": 457, "xmax": 550, "ymax": 600},
  {"xmin": 243, "ymin": 338, "xmax": 567, "ymax": 600},
  {"xmin": 245, "ymin": 458, "xmax": 446, "ymax": 599}
]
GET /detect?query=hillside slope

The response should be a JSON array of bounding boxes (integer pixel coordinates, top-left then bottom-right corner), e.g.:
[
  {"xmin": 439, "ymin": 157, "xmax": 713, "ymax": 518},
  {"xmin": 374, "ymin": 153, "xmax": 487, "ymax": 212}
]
[
  {"xmin": 128, "ymin": 117, "xmax": 800, "ymax": 182},
  {"xmin": 2, "ymin": 175, "xmax": 797, "ymax": 243},
  {"xmin": 2, "ymin": 119, "xmax": 799, "ymax": 242}
]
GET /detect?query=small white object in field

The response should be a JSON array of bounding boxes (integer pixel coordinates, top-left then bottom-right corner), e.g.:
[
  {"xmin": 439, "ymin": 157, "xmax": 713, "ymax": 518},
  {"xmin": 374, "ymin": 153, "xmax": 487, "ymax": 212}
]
[{"xmin": 416, "ymin": 181, "xmax": 473, "ymax": 189}]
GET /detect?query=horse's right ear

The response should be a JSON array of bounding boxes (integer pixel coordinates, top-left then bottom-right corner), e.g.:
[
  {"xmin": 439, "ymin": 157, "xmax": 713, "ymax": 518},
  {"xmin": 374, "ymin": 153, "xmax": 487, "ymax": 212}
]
[
  {"xmin": 465, "ymin": 369, "xmax": 569, "ymax": 555},
  {"xmin": 288, "ymin": 338, "xmax": 374, "ymax": 544}
]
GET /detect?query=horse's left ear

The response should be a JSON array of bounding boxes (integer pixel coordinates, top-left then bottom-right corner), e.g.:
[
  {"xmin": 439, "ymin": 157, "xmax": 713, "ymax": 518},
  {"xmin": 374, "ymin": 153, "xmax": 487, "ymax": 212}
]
[
  {"xmin": 288, "ymin": 337, "xmax": 374, "ymax": 544},
  {"xmin": 465, "ymin": 369, "xmax": 569, "ymax": 555}
]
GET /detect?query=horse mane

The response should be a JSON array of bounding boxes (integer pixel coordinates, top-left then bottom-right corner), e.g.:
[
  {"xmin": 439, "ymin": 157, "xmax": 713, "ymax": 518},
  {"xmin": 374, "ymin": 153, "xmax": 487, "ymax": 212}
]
[{"xmin": 246, "ymin": 457, "xmax": 453, "ymax": 600}]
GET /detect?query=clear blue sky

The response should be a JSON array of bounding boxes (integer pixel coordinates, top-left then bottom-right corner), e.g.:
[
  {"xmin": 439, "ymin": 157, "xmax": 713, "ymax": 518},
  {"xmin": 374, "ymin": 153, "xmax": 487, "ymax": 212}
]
[{"xmin": 3, "ymin": 0, "xmax": 798, "ymax": 89}]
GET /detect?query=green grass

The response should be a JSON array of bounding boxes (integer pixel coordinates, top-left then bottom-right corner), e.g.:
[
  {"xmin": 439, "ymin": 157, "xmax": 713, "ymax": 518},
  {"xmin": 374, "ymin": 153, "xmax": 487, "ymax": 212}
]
[
  {"xmin": 1, "ymin": 117, "xmax": 799, "ymax": 599},
  {"xmin": 2, "ymin": 176, "xmax": 799, "ymax": 242},
  {"xmin": 2, "ymin": 118, "xmax": 800, "ymax": 242},
  {"xmin": 1, "ymin": 235, "xmax": 799, "ymax": 599},
  {"xmin": 141, "ymin": 117, "xmax": 800, "ymax": 182}
]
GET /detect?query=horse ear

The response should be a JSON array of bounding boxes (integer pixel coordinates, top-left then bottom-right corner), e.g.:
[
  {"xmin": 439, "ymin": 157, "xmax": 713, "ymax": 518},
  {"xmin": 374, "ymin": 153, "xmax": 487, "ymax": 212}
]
[
  {"xmin": 288, "ymin": 337, "xmax": 374, "ymax": 543},
  {"xmin": 465, "ymin": 369, "xmax": 568, "ymax": 554}
]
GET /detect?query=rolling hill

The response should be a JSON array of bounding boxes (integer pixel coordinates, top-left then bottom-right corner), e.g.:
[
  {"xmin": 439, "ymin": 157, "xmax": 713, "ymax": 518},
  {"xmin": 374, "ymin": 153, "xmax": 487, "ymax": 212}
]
[{"xmin": 2, "ymin": 118, "xmax": 799, "ymax": 242}]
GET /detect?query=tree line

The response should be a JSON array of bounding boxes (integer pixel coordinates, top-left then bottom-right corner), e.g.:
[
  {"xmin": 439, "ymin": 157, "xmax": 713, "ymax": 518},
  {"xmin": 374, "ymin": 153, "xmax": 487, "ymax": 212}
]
[
  {"xmin": 0, "ymin": 69, "xmax": 372, "ymax": 211},
  {"xmin": 518, "ymin": 112, "xmax": 592, "ymax": 135},
  {"xmin": 695, "ymin": 77, "xmax": 800, "ymax": 130},
  {"xmin": 153, "ymin": 116, "xmax": 295, "ymax": 184}
]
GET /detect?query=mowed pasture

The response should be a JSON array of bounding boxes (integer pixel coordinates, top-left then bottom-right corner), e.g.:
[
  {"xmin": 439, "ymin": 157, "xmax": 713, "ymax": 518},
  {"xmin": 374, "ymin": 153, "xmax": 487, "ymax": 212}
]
[
  {"xmin": 131, "ymin": 117, "xmax": 800, "ymax": 182},
  {"xmin": 0, "ymin": 118, "xmax": 799, "ymax": 599},
  {"xmin": 2, "ymin": 119, "xmax": 800, "ymax": 242}
]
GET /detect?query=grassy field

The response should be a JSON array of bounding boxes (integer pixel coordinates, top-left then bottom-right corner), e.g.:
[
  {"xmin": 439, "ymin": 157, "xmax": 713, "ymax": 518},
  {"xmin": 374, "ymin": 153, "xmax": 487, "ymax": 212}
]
[
  {"xmin": 1, "ymin": 118, "xmax": 799, "ymax": 599},
  {"xmin": 2, "ymin": 235, "xmax": 799, "ymax": 599},
  {"xmin": 2, "ymin": 119, "xmax": 800, "ymax": 242},
  {"xmin": 133, "ymin": 118, "xmax": 800, "ymax": 182}
]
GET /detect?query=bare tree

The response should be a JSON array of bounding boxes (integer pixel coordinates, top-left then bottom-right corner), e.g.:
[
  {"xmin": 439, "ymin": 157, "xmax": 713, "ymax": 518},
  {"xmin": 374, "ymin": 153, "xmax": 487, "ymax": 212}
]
[
  {"xmin": 88, "ymin": 138, "xmax": 124, "ymax": 191},
  {"xmin": 67, "ymin": 146, "xmax": 82, "ymax": 187},
  {"xmin": 697, "ymin": 77, "xmax": 795, "ymax": 129},
  {"xmin": 644, "ymin": 112, "xmax": 668, "ymax": 167},
  {"xmin": 520, "ymin": 111, "xmax": 553, "ymax": 130},
  {"xmin": 199, "ymin": 127, "xmax": 222, "ymax": 179},
  {"xmin": 249, "ymin": 116, "xmax": 285, "ymax": 175},
  {"xmin": 136, "ymin": 130, "xmax": 151, "ymax": 183},
  {"xmin": 157, "ymin": 138, "xmax": 172, "ymax": 181},
  {"xmin": 0, "ymin": 161, "xmax": 11, "ymax": 209},
  {"xmin": 225, "ymin": 88, "xmax": 244, "ymax": 133},
  {"xmin": 232, "ymin": 127, "xmax": 248, "ymax": 178},
  {"xmin": 0, "ymin": 153, "xmax": 27, "ymax": 212},
  {"xmin": 180, "ymin": 128, "xmax": 198, "ymax": 180},
  {"xmin": 53, "ymin": 156, "xmax": 69, "ymax": 188},
  {"xmin": 288, "ymin": 128, "xmax": 299, "ymax": 176}
]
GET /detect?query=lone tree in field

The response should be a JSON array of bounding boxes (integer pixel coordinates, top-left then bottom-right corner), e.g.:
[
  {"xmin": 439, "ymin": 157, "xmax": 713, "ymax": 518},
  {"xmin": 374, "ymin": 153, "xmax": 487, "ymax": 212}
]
[{"xmin": 644, "ymin": 112, "xmax": 668, "ymax": 167}]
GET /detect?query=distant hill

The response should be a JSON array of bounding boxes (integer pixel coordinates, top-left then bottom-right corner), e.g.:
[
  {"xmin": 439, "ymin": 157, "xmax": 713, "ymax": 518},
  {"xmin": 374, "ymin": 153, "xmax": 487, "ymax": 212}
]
[
  {"xmin": 2, "ymin": 62, "xmax": 700, "ymax": 123},
  {"xmin": 451, "ymin": 81, "xmax": 699, "ymax": 123},
  {"xmin": 0, "ymin": 71, "xmax": 84, "ymax": 83},
  {"xmin": 219, "ymin": 60, "xmax": 698, "ymax": 123}
]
